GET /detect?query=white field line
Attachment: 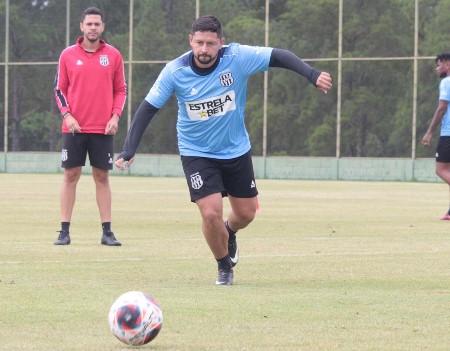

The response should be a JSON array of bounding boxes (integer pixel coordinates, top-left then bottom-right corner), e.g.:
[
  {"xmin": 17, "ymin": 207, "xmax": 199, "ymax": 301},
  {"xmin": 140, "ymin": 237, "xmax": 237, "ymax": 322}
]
[{"xmin": 0, "ymin": 249, "xmax": 448, "ymax": 265}]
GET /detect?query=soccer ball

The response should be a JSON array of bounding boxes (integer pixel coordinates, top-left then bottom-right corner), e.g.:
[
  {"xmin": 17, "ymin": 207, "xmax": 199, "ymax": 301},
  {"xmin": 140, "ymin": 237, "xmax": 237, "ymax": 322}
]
[{"xmin": 108, "ymin": 291, "xmax": 163, "ymax": 346}]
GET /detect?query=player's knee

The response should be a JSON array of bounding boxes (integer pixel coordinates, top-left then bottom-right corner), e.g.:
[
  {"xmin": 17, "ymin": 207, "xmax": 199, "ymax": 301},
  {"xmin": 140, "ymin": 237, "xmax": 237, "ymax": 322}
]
[
  {"xmin": 237, "ymin": 209, "xmax": 256, "ymax": 226},
  {"xmin": 64, "ymin": 169, "xmax": 81, "ymax": 184},
  {"xmin": 93, "ymin": 169, "xmax": 109, "ymax": 185},
  {"xmin": 436, "ymin": 168, "xmax": 446, "ymax": 180},
  {"xmin": 201, "ymin": 207, "xmax": 222, "ymax": 224}
]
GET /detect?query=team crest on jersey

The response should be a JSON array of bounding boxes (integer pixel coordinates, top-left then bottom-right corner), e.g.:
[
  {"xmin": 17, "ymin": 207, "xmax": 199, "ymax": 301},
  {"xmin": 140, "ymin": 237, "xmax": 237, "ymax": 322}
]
[
  {"xmin": 219, "ymin": 71, "xmax": 234, "ymax": 87},
  {"xmin": 99, "ymin": 55, "xmax": 109, "ymax": 66},
  {"xmin": 190, "ymin": 172, "xmax": 203, "ymax": 190}
]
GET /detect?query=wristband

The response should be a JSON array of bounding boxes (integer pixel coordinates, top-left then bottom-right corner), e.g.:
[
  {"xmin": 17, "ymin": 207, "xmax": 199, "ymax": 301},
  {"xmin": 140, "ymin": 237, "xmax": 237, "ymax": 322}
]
[{"xmin": 63, "ymin": 111, "xmax": 71, "ymax": 119}]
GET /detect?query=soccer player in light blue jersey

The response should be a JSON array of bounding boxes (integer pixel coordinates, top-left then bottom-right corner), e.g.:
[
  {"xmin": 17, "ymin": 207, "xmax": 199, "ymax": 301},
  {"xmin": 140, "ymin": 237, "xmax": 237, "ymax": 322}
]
[
  {"xmin": 116, "ymin": 15, "xmax": 332, "ymax": 285},
  {"xmin": 422, "ymin": 52, "xmax": 450, "ymax": 220}
]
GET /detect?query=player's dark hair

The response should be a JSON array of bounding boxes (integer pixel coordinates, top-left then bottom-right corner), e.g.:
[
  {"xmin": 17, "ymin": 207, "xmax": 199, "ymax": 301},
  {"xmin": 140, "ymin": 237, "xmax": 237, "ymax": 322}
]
[
  {"xmin": 191, "ymin": 15, "xmax": 223, "ymax": 38},
  {"xmin": 436, "ymin": 52, "xmax": 450, "ymax": 63},
  {"xmin": 81, "ymin": 7, "xmax": 104, "ymax": 22}
]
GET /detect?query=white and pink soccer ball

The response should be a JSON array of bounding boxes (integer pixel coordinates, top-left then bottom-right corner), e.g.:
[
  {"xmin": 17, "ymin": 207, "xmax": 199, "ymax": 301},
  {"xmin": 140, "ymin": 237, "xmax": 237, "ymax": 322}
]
[{"xmin": 108, "ymin": 291, "xmax": 163, "ymax": 346}]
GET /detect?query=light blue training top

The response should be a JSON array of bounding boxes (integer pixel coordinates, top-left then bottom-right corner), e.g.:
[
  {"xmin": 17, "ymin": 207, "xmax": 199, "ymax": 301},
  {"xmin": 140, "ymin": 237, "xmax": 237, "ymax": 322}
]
[
  {"xmin": 439, "ymin": 76, "xmax": 450, "ymax": 136},
  {"xmin": 145, "ymin": 43, "xmax": 273, "ymax": 159}
]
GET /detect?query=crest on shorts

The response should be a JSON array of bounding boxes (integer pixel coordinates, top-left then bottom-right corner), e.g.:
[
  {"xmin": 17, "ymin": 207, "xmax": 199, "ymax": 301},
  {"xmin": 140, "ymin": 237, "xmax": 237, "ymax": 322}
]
[
  {"xmin": 99, "ymin": 55, "xmax": 109, "ymax": 66},
  {"xmin": 61, "ymin": 149, "xmax": 68, "ymax": 162},
  {"xmin": 219, "ymin": 71, "xmax": 233, "ymax": 87},
  {"xmin": 190, "ymin": 172, "xmax": 203, "ymax": 190}
]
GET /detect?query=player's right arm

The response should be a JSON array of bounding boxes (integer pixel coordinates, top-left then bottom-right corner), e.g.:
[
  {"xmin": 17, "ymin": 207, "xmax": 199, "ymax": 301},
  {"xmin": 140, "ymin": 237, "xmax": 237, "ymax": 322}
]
[
  {"xmin": 422, "ymin": 99, "xmax": 448, "ymax": 147},
  {"xmin": 54, "ymin": 52, "xmax": 71, "ymax": 117},
  {"xmin": 423, "ymin": 78, "xmax": 450, "ymax": 147},
  {"xmin": 115, "ymin": 100, "xmax": 160, "ymax": 170},
  {"xmin": 116, "ymin": 65, "xmax": 175, "ymax": 170}
]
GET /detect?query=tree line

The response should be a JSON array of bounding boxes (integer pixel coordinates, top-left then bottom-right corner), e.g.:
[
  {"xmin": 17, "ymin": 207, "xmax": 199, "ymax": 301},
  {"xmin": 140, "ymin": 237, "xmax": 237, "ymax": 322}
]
[{"xmin": 0, "ymin": 0, "xmax": 449, "ymax": 157}]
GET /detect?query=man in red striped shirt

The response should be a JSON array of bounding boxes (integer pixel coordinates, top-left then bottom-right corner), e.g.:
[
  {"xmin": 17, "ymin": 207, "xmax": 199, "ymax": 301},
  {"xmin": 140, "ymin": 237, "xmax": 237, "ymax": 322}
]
[{"xmin": 53, "ymin": 7, "xmax": 127, "ymax": 246}]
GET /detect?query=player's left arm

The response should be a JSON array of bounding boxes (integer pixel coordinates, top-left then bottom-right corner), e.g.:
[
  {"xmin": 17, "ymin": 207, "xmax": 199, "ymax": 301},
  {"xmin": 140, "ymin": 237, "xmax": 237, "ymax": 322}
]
[
  {"xmin": 111, "ymin": 53, "xmax": 128, "ymax": 117},
  {"xmin": 106, "ymin": 54, "xmax": 127, "ymax": 135},
  {"xmin": 269, "ymin": 48, "xmax": 332, "ymax": 94}
]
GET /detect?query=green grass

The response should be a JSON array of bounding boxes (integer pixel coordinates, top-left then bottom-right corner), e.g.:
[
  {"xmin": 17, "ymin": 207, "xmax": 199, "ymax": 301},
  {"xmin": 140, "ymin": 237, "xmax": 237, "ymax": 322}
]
[{"xmin": 0, "ymin": 174, "xmax": 449, "ymax": 350}]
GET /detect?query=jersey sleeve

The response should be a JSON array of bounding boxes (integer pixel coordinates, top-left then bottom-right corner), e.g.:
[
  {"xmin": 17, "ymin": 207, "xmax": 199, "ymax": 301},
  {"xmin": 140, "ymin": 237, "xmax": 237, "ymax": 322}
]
[
  {"xmin": 144, "ymin": 65, "xmax": 175, "ymax": 109},
  {"xmin": 54, "ymin": 50, "xmax": 71, "ymax": 115},
  {"xmin": 439, "ymin": 78, "xmax": 450, "ymax": 102},
  {"xmin": 235, "ymin": 44, "xmax": 273, "ymax": 77},
  {"xmin": 112, "ymin": 52, "xmax": 127, "ymax": 116}
]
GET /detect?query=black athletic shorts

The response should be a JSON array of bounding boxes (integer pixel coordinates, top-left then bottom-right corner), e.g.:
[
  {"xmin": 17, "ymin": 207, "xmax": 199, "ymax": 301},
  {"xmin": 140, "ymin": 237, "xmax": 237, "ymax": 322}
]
[
  {"xmin": 61, "ymin": 133, "xmax": 114, "ymax": 170},
  {"xmin": 181, "ymin": 150, "xmax": 258, "ymax": 202},
  {"xmin": 436, "ymin": 136, "xmax": 450, "ymax": 163}
]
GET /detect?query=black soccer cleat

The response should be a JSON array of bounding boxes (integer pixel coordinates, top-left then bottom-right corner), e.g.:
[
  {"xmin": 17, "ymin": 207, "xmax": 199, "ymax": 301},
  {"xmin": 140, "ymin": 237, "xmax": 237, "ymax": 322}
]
[
  {"xmin": 54, "ymin": 230, "xmax": 71, "ymax": 245},
  {"xmin": 228, "ymin": 238, "xmax": 239, "ymax": 267},
  {"xmin": 101, "ymin": 231, "xmax": 122, "ymax": 246},
  {"xmin": 215, "ymin": 268, "xmax": 233, "ymax": 285}
]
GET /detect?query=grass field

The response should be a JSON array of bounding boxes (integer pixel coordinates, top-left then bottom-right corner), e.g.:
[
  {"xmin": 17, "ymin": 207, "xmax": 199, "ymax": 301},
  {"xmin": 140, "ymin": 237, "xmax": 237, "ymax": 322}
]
[{"xmin": 0, "ymin": 173, "xmax": 449, "ymax": 350}]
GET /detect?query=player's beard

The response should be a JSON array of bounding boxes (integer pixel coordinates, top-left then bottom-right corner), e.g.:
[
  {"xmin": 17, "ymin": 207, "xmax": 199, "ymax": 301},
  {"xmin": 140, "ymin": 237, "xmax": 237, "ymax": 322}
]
[
  {"xmin": 86, "ymin": 32, "xmax": 100, "ymax": 43},
  {"xmin": 195, "ymin": 53, "xmax": 218, "ymax": 66}
]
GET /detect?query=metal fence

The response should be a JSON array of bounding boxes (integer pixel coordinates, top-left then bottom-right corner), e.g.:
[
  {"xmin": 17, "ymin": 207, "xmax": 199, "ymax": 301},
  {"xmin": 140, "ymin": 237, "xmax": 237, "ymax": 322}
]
[{"xmin": 0, "ymin": 0, "xmax": 445, "ymax": 158}]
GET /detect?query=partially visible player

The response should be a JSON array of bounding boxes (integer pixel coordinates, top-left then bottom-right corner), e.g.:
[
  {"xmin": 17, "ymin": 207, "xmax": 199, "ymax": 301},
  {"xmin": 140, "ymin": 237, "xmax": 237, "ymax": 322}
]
[
  {"xmin": 53, "ymin": 7, "xmax": 127, "ymax": 245},
  {"xmin": 422, "ymin": 52, "xmax": 450, "ymax": 220},
  {"xmin": 115, "ymin": 15, "xmax": 332, "ymax": 284}
]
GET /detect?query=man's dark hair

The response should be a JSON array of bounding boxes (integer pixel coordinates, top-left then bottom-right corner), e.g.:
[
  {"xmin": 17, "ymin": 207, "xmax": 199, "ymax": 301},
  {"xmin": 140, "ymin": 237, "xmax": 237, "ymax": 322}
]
[
  {"xmin": 81, "ymin": 7, "xmax": 104, "ymax": 22},
  {"xmin": 191, "ymin": 15, "xmax": 223, "ymax": 38},
  {"xmin": 436, "ymin": 52, "xmax": 450, "ymax": 63}
]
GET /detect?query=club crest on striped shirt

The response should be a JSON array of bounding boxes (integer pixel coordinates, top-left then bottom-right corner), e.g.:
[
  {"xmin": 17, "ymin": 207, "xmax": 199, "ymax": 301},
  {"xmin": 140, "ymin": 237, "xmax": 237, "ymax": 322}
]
[
  {"xmin": 99, "ymin": 55, "xmax": 109, "ymax": 66},
  {"xmin": 219, "ymin": 72, "xmax": 233, "ymax": 87}
]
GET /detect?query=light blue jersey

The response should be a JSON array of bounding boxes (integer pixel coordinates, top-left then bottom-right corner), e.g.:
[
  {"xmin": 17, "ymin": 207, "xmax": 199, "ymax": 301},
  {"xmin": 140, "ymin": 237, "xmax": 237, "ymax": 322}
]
[
  {"xmin": 145, "ymin": 43, "xmax": 273, "ymax": 158},
  {"xmin": 439, "ymin": 76, "xmax": 450, "ymax": 136}
]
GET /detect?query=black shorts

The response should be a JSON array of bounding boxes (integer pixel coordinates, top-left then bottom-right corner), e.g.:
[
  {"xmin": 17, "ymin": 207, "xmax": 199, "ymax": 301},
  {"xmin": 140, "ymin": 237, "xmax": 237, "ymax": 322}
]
[
  {"xmin": 61, "ymin": 133, "xmax": 114, "ymax": 170},
  {"xmin": 181, "ymin": 150, "xmax": 258, "ymax": 202},
  {"xmin": 436, "ymin": 136, "xmax": 450, "ymax": 163}
]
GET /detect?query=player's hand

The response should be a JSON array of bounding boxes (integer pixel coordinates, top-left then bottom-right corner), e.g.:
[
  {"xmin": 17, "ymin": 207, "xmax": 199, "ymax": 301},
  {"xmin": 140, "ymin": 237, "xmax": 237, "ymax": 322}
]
[
  {"xmin": 422, "ymin": 133, "xmax": 432, "ymax": 148},
  {"xmin": 105, "ymin": 114, "xmax": 120, "ymax": 135},
  {"xmin": 65, "ymin": 114, "xmax": 82, "ymax": 133},
  {"xmin": 115, "ymin": 157, "xmax": 135, "ymax": 171},
  {"xmin": 316, "ymin": 72, "xmax": 332, "ymax": 94}
]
